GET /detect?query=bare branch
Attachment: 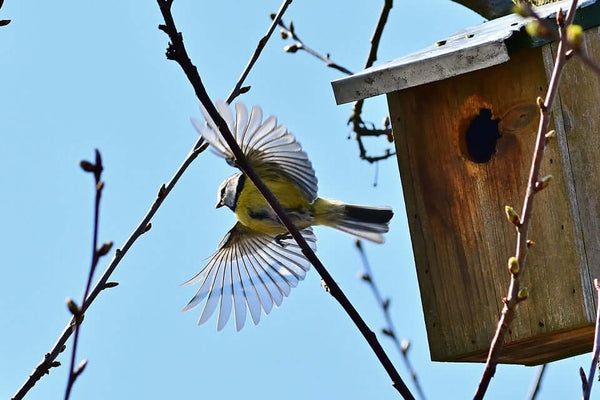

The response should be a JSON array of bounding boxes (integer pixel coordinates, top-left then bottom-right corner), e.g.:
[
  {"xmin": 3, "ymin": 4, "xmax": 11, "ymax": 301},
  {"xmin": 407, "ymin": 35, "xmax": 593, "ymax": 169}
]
[
  {"xmin": 356, "ymin": 240, "xmax": 427, "ymax": 400},
  {"xmin": 350, "ymin": 0, "xmax": 392, "ymax": 121},
  {"xmin": 157, "ymin": 1, "xmax": 414, "ymax": 398},
  {"xmin": 12, "ymin": 140, "xmax": 209, "ymax": 400},
  {"xmin": 13, "ymin": 2, "xmax": 293, "ymax": 399},
  {"xmin": 349, "ymin": 0, "xmax": 395, "ymax": 163},
  {"xmin": 0, "ymin": 0, "xmax": 10, "ymax": 27},
  {"xmin": 516, "ymin": 1, "xmax": 600, "ymax": 76},
  {"xmin": 227, "ymin": 0, "xmax": 293, "ymax": 103},
  {"xmin": 64, "ymin": 150, "xmax": 110, "ymax": 400},
  {"xmin": 277, "ymin": 18, "xmax": 354, "ymax": 75},
  {"xmin": 277, "ymin": 1, "xmax": 395, "ymax": 163},
  {"xmin": 527, "ymin": 364, "xmax": 547, "ymax": 400},
  {"xmin": 581, "ymin": 279, "xmax": 600, "ymax": 400},
  {"xmin": 473, "ymin": 2, "xmax": 580, "ymax": 399}
]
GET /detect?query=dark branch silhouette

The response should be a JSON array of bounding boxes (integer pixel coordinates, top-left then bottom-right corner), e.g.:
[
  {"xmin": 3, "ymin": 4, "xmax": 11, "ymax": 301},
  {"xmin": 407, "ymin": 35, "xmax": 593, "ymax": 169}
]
[
  {"xmin": 278, "ymin": 0, "xmax": 396, "ymax": 164},
  {"xmin": 474, "ymin": 2, "xmax": 580, "ymax": 398},
  {"xmin": 527, "ymin": 364, "xmax": 547, "ymax": 400},
  {"xmin": 64, "ymin": 150, "xmax": 112, "ymax": 399},
  {"xmin": 0, "ymin": 0, "xmax": 10, "ymax": 26},
  {"xmin": 581, "ymin": 279, "xmax": 600, "ymax": 400},
  {"xmin": 157, "ymin": 1, "xmax": 414, "ymax": 398},
  {"xmin": 356, "ymin": 240, "xmax": 427, "ymax": 400},
  {"xmin": 11, "ymin": 1, "xmax": 290, "ymax": 397}
]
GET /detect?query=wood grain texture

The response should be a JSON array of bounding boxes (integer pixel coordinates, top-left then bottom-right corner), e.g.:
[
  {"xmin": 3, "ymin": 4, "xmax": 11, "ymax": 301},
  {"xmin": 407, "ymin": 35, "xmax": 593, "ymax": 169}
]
[
  {"xmin": 544, "ymin": 26, "xmax": 600, "ymax": 321},
  {"xmin": 388, "ymin": 45, "xmax": 592, "ymax": 363}
]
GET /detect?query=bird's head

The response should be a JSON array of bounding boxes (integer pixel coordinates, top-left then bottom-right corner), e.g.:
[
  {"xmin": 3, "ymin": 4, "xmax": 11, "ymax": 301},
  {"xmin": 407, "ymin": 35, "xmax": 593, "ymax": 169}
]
[{"xmin": 216, "ymin": 173, "xmax": 245, "ymax": 211}]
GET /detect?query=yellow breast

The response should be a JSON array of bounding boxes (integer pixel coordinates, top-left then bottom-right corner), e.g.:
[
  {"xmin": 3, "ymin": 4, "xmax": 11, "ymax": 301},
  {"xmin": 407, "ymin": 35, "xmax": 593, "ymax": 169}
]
[{"xmin": 235, "ymin": 171, "xmax": 313, "ymax": 235}]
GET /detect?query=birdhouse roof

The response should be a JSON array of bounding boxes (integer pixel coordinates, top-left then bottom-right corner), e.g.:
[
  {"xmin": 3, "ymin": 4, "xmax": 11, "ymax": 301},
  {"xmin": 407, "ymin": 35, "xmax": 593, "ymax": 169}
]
[{"xmin": 331, "ymin": 0, "xmax": 600, "ymax": 104}]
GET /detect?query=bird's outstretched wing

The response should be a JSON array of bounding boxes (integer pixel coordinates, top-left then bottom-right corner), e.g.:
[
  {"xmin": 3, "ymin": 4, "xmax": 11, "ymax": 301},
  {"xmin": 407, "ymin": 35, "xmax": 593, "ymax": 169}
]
[
  {"xmin": 192, "ymin": 101, "xmax": 318, "ymax": 202},
  {"xmin": 182, "ymin": 222, "xmax": 317, "ymax": 331}
]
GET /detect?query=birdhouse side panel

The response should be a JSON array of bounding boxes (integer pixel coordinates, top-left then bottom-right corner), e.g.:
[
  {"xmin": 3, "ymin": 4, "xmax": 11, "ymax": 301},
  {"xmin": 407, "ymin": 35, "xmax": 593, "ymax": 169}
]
[{"xmin": 543, "ymin": 26, "xmax": 600, "ymax": 317}]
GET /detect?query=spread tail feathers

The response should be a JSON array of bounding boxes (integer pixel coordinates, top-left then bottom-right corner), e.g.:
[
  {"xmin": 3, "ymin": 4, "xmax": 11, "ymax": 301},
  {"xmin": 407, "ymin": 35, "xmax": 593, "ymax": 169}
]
[{"xmin": 318, "ymin": 200, "xmax": 393, "ymax": 243}]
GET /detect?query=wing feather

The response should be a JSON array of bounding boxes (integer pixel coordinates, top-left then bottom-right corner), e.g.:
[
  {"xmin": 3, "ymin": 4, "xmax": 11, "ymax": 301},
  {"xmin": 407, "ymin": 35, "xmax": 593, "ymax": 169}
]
[
  {"xmin": 238, "ymin": 239, "xmax": 275, "ymax": 316},
  {"xmin": 192, "ymin": 101, "xmax": 318, "ymax": 201},
  {"xmin": 197, "ymin": 254, "xmax": 227, "ymax": 325},
  {"xmin": 217, "ymin": 255, "xmax": 234, "ymax": 331},
  {"xmin": 183, "ymin": 222, "xmax": 317, "ymax": 330},
  {"xmin": 232, "ymin": 254, "xmax": 250, "ymax": 330}
]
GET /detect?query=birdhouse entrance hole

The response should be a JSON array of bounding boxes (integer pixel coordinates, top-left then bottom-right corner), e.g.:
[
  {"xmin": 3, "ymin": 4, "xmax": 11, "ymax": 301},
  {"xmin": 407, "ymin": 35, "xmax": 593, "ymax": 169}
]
[{"xmin": 464, "ymin": 108, "xmax": 500, "ymax": 163}]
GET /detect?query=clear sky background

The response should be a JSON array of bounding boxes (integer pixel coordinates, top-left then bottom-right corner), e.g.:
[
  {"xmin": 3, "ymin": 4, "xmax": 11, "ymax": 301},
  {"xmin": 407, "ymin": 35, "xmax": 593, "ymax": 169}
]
[{"xmin": 1, "ymin": 1, "xmax": 595, "ymax": 399}]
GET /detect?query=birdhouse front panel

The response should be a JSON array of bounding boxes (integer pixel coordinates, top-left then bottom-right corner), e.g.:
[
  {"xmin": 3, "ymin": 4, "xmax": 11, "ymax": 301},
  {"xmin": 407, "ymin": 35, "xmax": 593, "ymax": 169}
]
[
  {"xmin": 387, "ymin": 45, "xmax": 593, "ymax": 364},
  {"xmin": 331, "ymin": 0, "xmax": 600, "ymax": 365}
]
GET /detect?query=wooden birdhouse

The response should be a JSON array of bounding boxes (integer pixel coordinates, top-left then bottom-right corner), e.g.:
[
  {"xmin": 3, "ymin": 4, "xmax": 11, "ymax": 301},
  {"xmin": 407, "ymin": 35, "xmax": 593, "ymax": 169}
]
[{"xmin": 332, "ymin": 0, "xmax": 600, "ymax": 365}]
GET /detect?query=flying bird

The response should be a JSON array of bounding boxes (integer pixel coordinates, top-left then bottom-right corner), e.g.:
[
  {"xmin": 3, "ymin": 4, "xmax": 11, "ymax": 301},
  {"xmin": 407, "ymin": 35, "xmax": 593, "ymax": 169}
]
[{"xmin": 183, "ymin": 101, "xmax": 393, "ymax": 331}]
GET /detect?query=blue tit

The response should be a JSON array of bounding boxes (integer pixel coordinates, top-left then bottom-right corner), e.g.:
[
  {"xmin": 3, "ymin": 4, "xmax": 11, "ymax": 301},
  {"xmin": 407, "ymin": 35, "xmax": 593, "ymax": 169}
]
[{"xmin": 183, "ymin": 101, "xmax": 393, "ymax": 331}]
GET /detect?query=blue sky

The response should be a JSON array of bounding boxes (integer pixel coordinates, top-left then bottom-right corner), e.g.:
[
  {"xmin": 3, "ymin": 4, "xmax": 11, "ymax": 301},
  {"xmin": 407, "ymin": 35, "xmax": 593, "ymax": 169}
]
[{"xmin": 1, "ymin": 1, "xmax": 595, "ymax": 399}]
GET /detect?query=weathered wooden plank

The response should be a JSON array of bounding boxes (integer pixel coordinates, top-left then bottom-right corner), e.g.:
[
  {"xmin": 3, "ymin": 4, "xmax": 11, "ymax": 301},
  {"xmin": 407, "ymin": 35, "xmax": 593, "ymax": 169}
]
[
  {"xmin": 388, "ymin": 46, "xmax": 588, "ymax": 363},
  {"xmin": 544, "ymin": 26, "xmax": 600, "ymax": 321}
]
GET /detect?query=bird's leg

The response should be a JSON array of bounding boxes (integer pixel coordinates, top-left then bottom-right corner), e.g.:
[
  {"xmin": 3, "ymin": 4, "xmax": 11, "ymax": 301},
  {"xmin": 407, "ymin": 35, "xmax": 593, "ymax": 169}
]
[{"xmin": 274, "ymin": 233, "xmax": 292, "ymax": 247}]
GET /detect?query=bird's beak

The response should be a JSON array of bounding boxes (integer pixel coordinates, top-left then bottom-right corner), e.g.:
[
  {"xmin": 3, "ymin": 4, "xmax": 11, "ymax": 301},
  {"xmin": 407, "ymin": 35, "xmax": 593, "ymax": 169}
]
[{"xmin": 216, "ymin": 199, "xmax": 224, "ymax": 209}]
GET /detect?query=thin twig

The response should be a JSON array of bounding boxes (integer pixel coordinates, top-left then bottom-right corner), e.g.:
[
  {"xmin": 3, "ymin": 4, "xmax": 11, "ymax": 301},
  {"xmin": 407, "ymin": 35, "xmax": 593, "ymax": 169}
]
[
  {"xmin": 527, "ymin": 364, "xmax": 547, "ymax": 400},
  {"xmin": 227, "ymin": 0, "xmax": 293, "ymax": 103},
  {"xmin": 473, "ymin": 2, "xmax": 579, "ymax": 399},
  {"xmin": 355, "ymin": 240, "xmax": 427, "ymax": 400},
  {"xmin": 12, "ymin": 141, "xmax": 208, "ymax": 400},
  {"xmin": 277, "ymin": 19, "xmax": 354, "ymax": 75},
  {"xmin": 64, "ymin": 150, "xmax": 111, "ymax": 399},
  {"xmin": 278, "ymin": 2, "xmax": 395, "ymax": 163},
  {"xmin": 349, "ymin": 0, "xmax": 395, "ymax": 164},
  {"xmin": 157, "ymin": 1, "xmax": 414, "ymax": 398},
  {"xmin": 0, "ymin": 0, "xmax": 10, "ymax": 27},
  {"xmin": 581, "ymin": 279, "xmax": 600, "ymax": 400},
  {"xmin": 14, "ymin": 1, "xmax": 285, "ymax": 396},
  {"xmin": 517, "ymin": 2, "xmax": 600, "ymax": 76},
  {"xmin": 350, "ymin": 0, "xmax": 392, "ymax": 122}
]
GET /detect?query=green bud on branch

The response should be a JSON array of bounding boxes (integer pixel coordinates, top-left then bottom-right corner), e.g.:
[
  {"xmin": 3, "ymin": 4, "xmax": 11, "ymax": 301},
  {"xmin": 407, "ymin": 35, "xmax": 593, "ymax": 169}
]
[
  {"xmin": 79, "ymin": 160, "xmax": 96, "ymax": 173},
  {"xmin": 545, "ymin": 130, "xmax": 555, "ymax": 145},
  {"xmin": 74, "ymin": 359, "xmax": 88, "ymax": 376},
  {"xmin": 97, "ymin": 241, "xmax": 113, "ymax": 257},
  {"xmin": 157, "ymin": 183, "xmax": 167, "ymax": 199},
  {"xmin": 518, "ymin": 287, "xmax": 529, "ymax": 301},
  {"xmin": 535, "ymin": 175, "xmax": 553, "ymax": 192},
  {"xmin": 536, "ymin": 96, "xmax": 547, "ymax": 111},
  {"xmin": 284, "ymin": 44, "xmax": 299, "ymax": 53},
  {"xmin": 504, "ymin": 205, "xmax": 521, "ymax": 226},
  {"xmin": 508, "ymin": 257, "xmax": 519, "ymax": 275},
  {"xmin": 382, "ymin": 298, "xmax": 390, "ymax": 311},
  {"xmin": 512, "ymin": 4, "xmax": 529, "ymax": 17},
  {"xmin": 567, "ymin": 24, "xmax": 584, "ymax": 50},
  {"xmin": 526, "ymin": 21, "xmax": 551, "ymax": 38},
  {"xmin": 66, "ymin": 298, "xmax": 80, "ymax": 315},
  {"xmin": 401, "ymin": 339, "xmax": 410, "ymax": 353}
]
